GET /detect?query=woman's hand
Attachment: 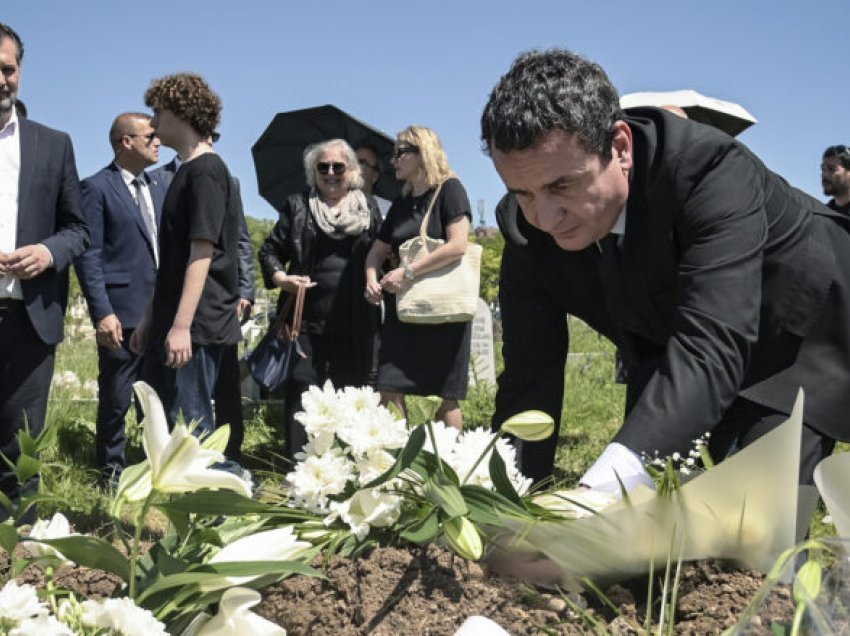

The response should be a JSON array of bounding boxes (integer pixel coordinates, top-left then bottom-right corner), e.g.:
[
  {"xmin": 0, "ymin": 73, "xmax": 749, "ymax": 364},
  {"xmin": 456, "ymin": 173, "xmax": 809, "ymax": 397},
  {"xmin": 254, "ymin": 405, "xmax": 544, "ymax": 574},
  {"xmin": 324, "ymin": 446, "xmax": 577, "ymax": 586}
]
[
  {"xmin": 364, "ymin": 276, "xmax": 383, "ymax": 304},
  {"xmin": 273, "ymin": 270, "xmax": 316, "ymax": 294},
  {"xmin": 379, "ymin": 267, "xmax": 410, "ymax": 295}
]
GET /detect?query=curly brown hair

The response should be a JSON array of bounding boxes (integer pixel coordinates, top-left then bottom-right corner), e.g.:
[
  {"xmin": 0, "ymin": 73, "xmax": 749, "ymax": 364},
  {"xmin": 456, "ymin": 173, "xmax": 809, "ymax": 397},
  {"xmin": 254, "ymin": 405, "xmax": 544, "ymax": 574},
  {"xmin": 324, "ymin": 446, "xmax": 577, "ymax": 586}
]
[{"xmin": 144, "ymin": 73, "xmax": 221, "ymax": 138}]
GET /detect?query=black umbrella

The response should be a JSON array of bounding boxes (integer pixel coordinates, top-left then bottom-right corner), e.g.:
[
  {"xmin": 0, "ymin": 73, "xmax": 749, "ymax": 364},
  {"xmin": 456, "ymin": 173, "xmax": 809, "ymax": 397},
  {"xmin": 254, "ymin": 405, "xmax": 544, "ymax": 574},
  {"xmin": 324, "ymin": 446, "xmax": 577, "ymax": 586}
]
[{"xmin": 252, "ymin": 104, "xmax": 402, "ymax": 211}]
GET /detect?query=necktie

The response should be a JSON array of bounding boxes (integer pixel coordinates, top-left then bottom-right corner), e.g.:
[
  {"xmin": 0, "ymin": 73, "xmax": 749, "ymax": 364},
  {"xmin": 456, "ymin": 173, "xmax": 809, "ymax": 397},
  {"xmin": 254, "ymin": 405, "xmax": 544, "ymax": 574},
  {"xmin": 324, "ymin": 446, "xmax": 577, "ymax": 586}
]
[{"xmin": 132, "ymin": 177, "xmax": 158, "ymax": 266}]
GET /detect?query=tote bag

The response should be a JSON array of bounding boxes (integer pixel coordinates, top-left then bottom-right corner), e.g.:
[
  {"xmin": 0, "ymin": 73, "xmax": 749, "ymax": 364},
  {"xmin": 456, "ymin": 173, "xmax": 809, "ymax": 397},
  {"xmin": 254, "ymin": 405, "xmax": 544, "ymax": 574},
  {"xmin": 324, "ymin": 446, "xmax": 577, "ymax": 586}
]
[
  {"xmin": 247, "ymin": 282, "xmax": 307, "ymax": 391},
  {"xmin": 397, "ymin": 181, "xmax": 482, "ymax": 324}
]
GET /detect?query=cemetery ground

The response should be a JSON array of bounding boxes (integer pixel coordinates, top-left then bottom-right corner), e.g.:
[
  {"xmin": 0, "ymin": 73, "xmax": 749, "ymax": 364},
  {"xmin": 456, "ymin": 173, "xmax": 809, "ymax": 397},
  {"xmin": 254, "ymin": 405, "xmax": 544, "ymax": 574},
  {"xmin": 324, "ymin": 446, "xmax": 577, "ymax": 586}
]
[{"xmin": 15, "ymin": 316, "xmax": 839, "ymax": 634}]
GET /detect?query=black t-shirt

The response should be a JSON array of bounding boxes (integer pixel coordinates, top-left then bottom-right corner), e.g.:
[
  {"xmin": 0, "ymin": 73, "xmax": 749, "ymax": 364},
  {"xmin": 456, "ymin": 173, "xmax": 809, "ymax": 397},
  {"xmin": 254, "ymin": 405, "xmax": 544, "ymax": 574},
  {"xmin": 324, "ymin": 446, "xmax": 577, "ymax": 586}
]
[
  {"xmin": 150, "ymin": 153, "xmax": 240, "ymax": 347},
  {"xmin": 378, "ymin": 177, "xmax": 472, "ymax": 260}
]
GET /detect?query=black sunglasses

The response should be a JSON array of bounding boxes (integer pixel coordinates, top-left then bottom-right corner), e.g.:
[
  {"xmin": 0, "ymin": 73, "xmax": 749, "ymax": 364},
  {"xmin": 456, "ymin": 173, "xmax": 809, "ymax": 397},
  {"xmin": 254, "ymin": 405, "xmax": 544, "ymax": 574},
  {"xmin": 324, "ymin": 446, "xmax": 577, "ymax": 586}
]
[
  {"xmin": 358, "ymin": 158, "xmax": 379, "ymax": 172},
  {"xmin": 391, "ymin": 145, "xmax": 420, "ymax": 160},
  {"xmin": 127, "ymin": 132, "xmax": 156, "ymax": 143},
  {"xmin": 317, "ymin": 161, "xmax": 347, "ymax": 175}
]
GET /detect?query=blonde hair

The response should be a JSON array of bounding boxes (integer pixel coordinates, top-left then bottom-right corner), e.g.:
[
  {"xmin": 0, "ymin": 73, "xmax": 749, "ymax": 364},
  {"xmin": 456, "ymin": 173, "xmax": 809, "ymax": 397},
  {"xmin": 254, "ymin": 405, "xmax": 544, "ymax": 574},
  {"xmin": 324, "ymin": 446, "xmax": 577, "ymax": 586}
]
[{"xmin": 397, "ymin": 126, "xmax": 455, "ymax": 195}]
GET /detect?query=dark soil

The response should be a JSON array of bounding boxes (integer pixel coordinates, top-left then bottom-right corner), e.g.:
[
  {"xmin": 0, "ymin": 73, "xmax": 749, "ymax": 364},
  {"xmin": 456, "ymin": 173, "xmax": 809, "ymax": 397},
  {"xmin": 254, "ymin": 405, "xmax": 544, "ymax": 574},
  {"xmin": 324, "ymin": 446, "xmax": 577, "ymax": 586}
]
[
  {"xmin": 255, "ymin": 545, "xmax": 795, "ymax": 635},
  {"xmin": 4, "ymin": 543, "xmax": 794, "ymax": 634}
]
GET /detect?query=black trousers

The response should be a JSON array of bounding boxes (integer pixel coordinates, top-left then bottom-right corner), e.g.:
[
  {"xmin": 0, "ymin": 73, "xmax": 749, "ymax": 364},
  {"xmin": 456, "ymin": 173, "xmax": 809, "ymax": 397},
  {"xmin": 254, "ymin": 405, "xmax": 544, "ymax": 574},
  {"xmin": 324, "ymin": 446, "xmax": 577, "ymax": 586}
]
[
  {"xmin": 95, "ymin": 330, "xmax": 144, "ymax": 474},
  {"xmin": 0, "ymin": 302, "xmax": 53, "ymax": 508},
  {"xmin": 214, "ymin": 343, "xmax": 244, "ymax": 460}
]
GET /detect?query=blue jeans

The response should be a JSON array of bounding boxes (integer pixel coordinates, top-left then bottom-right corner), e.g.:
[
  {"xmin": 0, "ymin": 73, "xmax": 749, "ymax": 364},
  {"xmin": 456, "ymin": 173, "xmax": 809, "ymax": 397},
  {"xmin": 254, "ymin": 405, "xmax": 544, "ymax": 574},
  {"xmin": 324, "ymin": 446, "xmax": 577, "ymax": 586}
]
[{"xmin": 165, "ymin": 344, "xmax": 227, "ymax": 438}]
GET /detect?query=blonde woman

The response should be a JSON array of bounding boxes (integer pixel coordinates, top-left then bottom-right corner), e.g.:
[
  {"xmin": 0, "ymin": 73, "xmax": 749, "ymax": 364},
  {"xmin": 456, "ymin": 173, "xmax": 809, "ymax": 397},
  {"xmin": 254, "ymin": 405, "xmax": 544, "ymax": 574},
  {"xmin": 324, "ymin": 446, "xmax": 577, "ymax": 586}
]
[{"xmin": 364, "ymin": 126, "xmax": 472, "ymax": 430}]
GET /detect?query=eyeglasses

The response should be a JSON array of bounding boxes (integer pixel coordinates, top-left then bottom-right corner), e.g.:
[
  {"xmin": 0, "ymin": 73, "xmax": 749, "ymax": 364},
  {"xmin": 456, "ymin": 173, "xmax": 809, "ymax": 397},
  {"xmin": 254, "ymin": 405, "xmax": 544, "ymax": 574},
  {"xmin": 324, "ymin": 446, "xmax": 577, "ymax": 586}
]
[
  {"xmin": 391, "ymin": 145, "xmax": 419, "ymax": 160},
  {"xmin": 317, "ymin": 161, "xmax": 347, "ymax": 175},
  {"xmin": 127, "ymin": 133, "xmax": 156, "ymax": 143},
  {"xmin": 358, "ymin": 158, "xmax": 379, "ymax": 172}
]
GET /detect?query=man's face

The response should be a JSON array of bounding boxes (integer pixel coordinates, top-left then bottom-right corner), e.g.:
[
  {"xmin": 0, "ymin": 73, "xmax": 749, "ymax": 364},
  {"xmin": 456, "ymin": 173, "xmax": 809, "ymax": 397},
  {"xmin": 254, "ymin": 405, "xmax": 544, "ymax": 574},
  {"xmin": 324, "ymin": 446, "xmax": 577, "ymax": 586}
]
[
  {"xmin": 821, "ymin": 155, "xmax": 850, "ymax": 199},
  {"xmin": 123, "ymin": 118, "xmax": 160, "ymax": 167},
  {"xmin": 356, "ymin": 147, "xmax": 380, "ymax": 194},
  {"xmin": 0, "ymin": 36, "xmax": 21, "ymax": 123},
  {"xmin": 491, "ymin": 123, "xmax": 633, "ymax": 251}
]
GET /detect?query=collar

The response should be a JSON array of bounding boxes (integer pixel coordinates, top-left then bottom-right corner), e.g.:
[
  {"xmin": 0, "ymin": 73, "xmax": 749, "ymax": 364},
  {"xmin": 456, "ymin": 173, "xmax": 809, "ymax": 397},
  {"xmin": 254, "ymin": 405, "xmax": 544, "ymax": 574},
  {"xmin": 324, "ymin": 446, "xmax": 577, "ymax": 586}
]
[
  {"xmin": 0, "ymin": 108, "xmax": 18, "ymax": 138},
  {"xmin": 610, "ymin": 205, "xmax": 627, "ymax": 235},
  {"xmin": 116, "ymin": 162, "xmax": 145, "ymax": 187}
]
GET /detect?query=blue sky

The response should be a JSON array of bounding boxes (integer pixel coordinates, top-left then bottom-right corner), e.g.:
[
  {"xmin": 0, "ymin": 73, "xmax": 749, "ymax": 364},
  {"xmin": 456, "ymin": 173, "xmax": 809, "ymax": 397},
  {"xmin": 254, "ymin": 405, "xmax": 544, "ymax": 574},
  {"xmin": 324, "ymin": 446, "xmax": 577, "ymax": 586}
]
[{"xmin": 5, "ymin": 2, "xmax": 848, "ymax": 223}]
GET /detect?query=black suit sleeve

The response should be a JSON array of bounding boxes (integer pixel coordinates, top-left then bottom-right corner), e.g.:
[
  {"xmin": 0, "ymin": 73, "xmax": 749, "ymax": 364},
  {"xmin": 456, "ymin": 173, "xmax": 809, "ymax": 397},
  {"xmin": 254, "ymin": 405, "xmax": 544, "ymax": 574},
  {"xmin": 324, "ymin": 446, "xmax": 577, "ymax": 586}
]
[
  {"xmin": 231, "ymin": 179, "xmax": 256, "ymax": 302},
  {"xmin": 40, "ymin": 134, "xmax": 88, "ymax": 269},
  {"xmin": 614, "ymin": 138, "xmax": 767, "ymax": 457},
  {"xmin": 493, "ymin": 231, "xmax": 569, "ymax": 482}
]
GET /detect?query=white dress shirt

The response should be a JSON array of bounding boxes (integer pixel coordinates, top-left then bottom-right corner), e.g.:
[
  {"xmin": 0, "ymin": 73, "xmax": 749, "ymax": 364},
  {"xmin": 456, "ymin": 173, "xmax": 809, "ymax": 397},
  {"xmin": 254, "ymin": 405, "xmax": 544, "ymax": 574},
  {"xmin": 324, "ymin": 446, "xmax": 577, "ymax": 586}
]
[
  {"xmin": 0, "ymin": 109, "xmax": 21, "ymax": 299},
  {"xmin": 119, "ymin": 165, "xmax": 158, "ymax": 265}
]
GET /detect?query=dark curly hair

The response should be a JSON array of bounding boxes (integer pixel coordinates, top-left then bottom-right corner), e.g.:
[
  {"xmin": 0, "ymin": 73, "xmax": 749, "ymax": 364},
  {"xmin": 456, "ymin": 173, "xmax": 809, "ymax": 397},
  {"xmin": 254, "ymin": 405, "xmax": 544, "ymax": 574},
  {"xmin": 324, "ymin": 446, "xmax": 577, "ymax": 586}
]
[
  {"xmin": 144, "ymin": 73, "xmax": 221, "ymax": 138},
  {"xmin": 481, "ymin": 49, "xmax": 622, "ymax": 162}
]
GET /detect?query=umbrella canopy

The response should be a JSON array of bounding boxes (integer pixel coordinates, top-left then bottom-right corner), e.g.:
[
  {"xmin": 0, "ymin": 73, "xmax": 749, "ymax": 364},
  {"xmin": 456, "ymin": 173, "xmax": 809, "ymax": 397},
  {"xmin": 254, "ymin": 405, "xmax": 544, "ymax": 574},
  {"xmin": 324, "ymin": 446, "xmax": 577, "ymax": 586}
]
[
  {"xmin": 620, "ymin": 89, "xmax": 757, "ymax": 137},
  {"xmin": 252, "ymin": 104, "xmax": 401, "ymax": 211}
]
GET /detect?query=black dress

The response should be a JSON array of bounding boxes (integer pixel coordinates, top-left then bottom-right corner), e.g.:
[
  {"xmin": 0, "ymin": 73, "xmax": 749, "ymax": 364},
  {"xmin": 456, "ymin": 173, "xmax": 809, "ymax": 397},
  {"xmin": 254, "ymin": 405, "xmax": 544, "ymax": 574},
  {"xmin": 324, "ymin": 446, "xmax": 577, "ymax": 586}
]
[{"xmin": 376, "ymin": 178, "xmax": 473, "ymax": 399}]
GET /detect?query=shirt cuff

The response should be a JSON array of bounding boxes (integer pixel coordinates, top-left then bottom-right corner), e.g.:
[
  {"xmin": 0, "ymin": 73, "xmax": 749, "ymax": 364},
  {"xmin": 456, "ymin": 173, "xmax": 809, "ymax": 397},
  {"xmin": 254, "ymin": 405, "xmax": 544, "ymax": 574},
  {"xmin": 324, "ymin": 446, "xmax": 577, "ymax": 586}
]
[{"xmin": 580, "ymin": 442, "xmax": 655, "ymax": 494}]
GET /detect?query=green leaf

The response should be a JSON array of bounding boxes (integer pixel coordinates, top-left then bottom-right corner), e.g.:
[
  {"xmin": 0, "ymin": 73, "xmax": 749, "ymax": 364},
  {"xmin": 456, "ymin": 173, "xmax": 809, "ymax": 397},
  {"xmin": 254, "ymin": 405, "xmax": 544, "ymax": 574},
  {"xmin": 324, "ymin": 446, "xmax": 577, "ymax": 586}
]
[
  {"xmin": 15, "ymin": 454, "xmax": 41, "ymax": 484},
  {"xmin": 442, "ymin": 516, "xmax": 483, "ymax": 560},
  {"xmin": 137, "ymin": 560, "xmax": 323, "ymax": 602},
  {"xmin": 460, "ymin": 484, "xmax": 531, "ymax": 520},
  {"xmin": 410, "ymin": 451, "xmax": 460, "ymax": 483},
  {"xmin": 0, "ymin": 523, "xmax": 17, "ymax": 554},
  {"xmin": 399, "ymin": 509, "xmax": 439, "ymax": 544},
  {"xmin": 34, "ymin": 418, "xmax": 59, "ymax": 455},
  {"xmin": 17, "ymin": 428, "xmax": 37, "ymax": 458},
  {"xmin": 422, "ymin": 473, "xmax": 467, "ymax": 518},
  {"xmin": 488, "ymin": 447, "xmax": 522, "ymax": 505},
  {"xmin": 361, "ymin": 424, "xmax": 426, "ymax": 490},
  {"xmin": 793, "ymin": 560, "xmax": 822, "ymax": 604},
  {"xmin": 37, "ymin": 536, "xmax": 130, "ymax": 581},
  {"xmin": 17, "ymin": 493, "xmax": 61, "ymax": 523},
  {"xmin": 0, "ymin": 490, "xmax": 14, "ymax": 515},
  {"xmin": 156, "ymin": 490, "xmax": 270, "ymax": 516}
]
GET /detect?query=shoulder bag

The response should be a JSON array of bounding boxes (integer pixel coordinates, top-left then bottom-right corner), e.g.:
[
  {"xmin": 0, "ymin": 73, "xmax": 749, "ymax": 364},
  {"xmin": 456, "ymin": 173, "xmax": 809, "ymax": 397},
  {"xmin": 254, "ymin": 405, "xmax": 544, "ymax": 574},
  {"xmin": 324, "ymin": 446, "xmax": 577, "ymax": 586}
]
[
  {"xmin": 396, "ymin": 181, "xmax": 482, "ymax": 324},
  {"xmin": 247, "ymin": 282, "xmax": 308, "ymax": 391}
]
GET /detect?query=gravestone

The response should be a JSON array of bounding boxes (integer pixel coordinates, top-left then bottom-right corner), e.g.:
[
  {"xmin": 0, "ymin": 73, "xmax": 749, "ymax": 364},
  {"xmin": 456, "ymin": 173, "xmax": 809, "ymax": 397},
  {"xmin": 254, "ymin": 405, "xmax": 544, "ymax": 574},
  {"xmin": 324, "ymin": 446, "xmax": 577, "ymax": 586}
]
[{"xmin": 468, "ymin": 297, "xmax": 496, "ymax": 386}]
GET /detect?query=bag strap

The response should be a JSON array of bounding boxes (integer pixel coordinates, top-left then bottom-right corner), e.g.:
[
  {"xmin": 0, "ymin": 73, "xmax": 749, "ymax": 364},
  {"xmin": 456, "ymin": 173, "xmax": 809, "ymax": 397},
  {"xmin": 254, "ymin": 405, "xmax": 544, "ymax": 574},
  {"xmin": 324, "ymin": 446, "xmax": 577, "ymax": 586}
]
[
  {"xmin": 290, "ymin": 282, "xmax": 307, "ymax": 338},
  {"xmin": 418, "ymin": 180, "xmax": 446, "ymax": 245}
]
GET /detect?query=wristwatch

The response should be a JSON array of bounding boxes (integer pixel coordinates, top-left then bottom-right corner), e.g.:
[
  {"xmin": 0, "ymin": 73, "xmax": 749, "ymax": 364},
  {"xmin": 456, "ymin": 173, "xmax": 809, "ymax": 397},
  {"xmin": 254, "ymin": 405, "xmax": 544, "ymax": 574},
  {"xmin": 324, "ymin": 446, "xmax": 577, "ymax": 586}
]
[{"xmin": 403, "ymin": 265, "xmax": 416, "ymax": 282}]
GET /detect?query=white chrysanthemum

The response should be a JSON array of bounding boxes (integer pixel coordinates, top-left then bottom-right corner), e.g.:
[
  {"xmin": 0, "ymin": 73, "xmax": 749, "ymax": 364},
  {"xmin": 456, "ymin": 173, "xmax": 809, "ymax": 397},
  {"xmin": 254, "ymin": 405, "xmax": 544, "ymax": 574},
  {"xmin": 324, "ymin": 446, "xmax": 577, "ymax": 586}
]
[
  {"xmin": 9, "ymin": 613, "xmax": 73, "ymax": 636},
  {"xmin": 451, "ymin": 428, "xmax": 531, "ymax": 494},
  {"xmin": 329, "ymin": 489, "xmax": 402, "ymax": 540},
  {"xmin": 421, "ymin": 420, "xmax": 461, "ymax": 459},
  {"xmin": 296, "ymin": 380, "xmax": 345, "ymax": 438},
  {"xmin": 21, "ymin": 512, "xmax": 76, "ymax": 567},
  {"xmin": 339, "ymin": 385, "xmax": 382, "ymax": 414},
  {"xmin": 338, "ymin": 406, "xmax": 408, "ymax": 456},
  {"xmin": 0, "ymin": 581, "xmax": 45, "ymax": 622},
  {"xmin": 355, "ymin": 449, "xmax": 398, "ymax": 485},
  {"xmin": 79, "ymin": 597, "xmax": 167, "ymax": 636},
  {"xmin": 297, "ymin": 430, "xmax": 335, "ymax": 458},
  {"xmin": 286, "ymin": 449, "xmax": 354, "ymax": 512}
]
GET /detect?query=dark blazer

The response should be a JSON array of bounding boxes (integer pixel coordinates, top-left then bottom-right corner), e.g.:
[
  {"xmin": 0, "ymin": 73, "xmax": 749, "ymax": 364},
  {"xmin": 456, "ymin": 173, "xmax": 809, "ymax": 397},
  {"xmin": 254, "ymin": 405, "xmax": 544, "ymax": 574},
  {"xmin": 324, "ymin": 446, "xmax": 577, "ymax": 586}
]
[
  {"xmin": 152, "ymin": 158, "xmax": 255, "ymax": 302},
  {"xmin": 75, "ymin": 163, "xmax": 167, "ymax": 329},
  {"xmin": 16, "ymin": 118, "xmax": 89, "ymax": 345},
  {"xmin": 494, "ymin": 108, "xmax": 850, "ymax": 465}
]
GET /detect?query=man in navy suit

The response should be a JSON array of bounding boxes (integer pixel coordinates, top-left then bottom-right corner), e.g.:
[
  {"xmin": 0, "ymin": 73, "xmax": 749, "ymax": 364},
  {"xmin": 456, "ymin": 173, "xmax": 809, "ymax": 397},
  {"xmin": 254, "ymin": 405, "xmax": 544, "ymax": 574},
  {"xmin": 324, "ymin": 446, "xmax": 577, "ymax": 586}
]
[
  {"xmin": 0, "ymin": 23, "xmax": 88, "ymax": 509},
  {"xmin": 75, "ymin": 112, "xmax": 166, "ymax": 483}
]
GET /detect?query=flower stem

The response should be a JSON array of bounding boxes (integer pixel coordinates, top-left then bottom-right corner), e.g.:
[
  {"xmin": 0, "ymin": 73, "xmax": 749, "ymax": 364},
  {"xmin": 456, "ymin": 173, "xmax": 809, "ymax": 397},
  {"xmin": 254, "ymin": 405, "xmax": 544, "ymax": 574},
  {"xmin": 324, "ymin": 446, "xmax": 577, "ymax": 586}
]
[
  {"xmin": 461, "ymin": 433, "xmax": 501, "ymax": 485},
  {"xmin": 128, "ymin": 491, "xmax": 155, "ymax": 599},
  {"xmin": 424, "ymin": 421, "xmax": 444, "ymax": 475}
]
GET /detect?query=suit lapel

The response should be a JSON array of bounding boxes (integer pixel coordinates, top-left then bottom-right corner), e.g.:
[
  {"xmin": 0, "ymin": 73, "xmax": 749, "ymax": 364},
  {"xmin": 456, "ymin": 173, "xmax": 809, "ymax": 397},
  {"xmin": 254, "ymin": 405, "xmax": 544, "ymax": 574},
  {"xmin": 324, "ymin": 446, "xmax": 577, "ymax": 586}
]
[
  {"xmin": 106, "ymin": 165, "xmax": 156, "ymax": 256},
  {"xmin": 16, "ymin": 119, "xmax": 37, "ymax": 247},
  {"xmin": 147, "ymin": 171, "xmax": 166, "ymax": 226}
]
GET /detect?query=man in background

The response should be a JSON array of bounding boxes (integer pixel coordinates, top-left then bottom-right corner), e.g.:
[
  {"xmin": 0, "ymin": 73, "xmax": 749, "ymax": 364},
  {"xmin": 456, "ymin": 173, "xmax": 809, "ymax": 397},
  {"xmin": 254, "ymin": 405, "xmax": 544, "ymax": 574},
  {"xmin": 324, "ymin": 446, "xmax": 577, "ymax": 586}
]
[
  {"xmin": 821, "ymin": 145, "xmax": 850, "ymax": 216},
  {"xmin": 75, "ymin": 113, "xmax": 166, "ymax": 485},
  {"xmin": 0, "ymin": 22, "xmax": 88, "ymax": 512}
]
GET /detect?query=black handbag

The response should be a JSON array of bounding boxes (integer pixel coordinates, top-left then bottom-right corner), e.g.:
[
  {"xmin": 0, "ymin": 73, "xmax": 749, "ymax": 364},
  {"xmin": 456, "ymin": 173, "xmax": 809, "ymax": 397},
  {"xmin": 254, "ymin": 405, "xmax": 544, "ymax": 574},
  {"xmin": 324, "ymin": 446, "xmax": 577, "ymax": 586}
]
[{"xmin": 248, "ymin": 283, "xmax": 308, "ymax": 392}]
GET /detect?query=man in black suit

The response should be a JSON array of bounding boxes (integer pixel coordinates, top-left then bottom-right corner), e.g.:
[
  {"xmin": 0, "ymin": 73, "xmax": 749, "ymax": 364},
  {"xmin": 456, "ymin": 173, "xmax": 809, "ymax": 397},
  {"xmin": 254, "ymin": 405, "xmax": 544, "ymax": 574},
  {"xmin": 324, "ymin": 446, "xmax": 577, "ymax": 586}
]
[
  {"xmin": 482, "ymin": 49, "xmax": 850, "ymax": 490},
  {"xmin": 821, "ymin": 145, "xmax": 850, "ymax": 217},
  {"xmin": 0, "ymin": 23, "xmax": 88, "ymax": 507},
  {"xmin": 75, "ymin": 113, "xmax": 167, "ymax": 483}
]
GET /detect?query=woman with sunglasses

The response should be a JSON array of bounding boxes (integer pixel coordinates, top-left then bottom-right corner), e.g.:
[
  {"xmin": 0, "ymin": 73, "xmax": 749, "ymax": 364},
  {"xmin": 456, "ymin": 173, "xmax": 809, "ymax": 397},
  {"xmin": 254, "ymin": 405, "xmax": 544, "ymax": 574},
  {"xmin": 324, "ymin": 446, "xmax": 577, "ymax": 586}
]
[
  {"xmin": 259, "ymin": 138, "xmax": 382, "ymax": 461},
  {"xmin": 364, "ymin": 126, "xmax": 473, "ymax": 430}
]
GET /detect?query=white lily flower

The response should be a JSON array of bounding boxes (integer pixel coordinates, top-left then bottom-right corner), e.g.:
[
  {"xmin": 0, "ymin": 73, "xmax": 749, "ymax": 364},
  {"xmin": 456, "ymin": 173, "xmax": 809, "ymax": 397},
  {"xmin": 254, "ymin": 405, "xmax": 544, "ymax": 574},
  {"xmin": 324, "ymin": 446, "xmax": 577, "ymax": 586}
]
[
  {"xmin": 21, "ymin": 512, "xmax": 76, "ymax": 567},
  {"xmin": 9, "ymin": 613, "xmax": 73, "ymax": 636},
  {"xmin": 200, "ymin": 526, "xmax": 311, "ymax": 592},
  {"xmin": 329, "ymin": 489, "xmax": 402, "ymax": 540},
  {"xmin": 133, "ymin": 382, "xmax": 251, "ymax": 497},
  {"xmin": 182, "ymin": 587, "xmax": 285, "ymax": 636}
]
